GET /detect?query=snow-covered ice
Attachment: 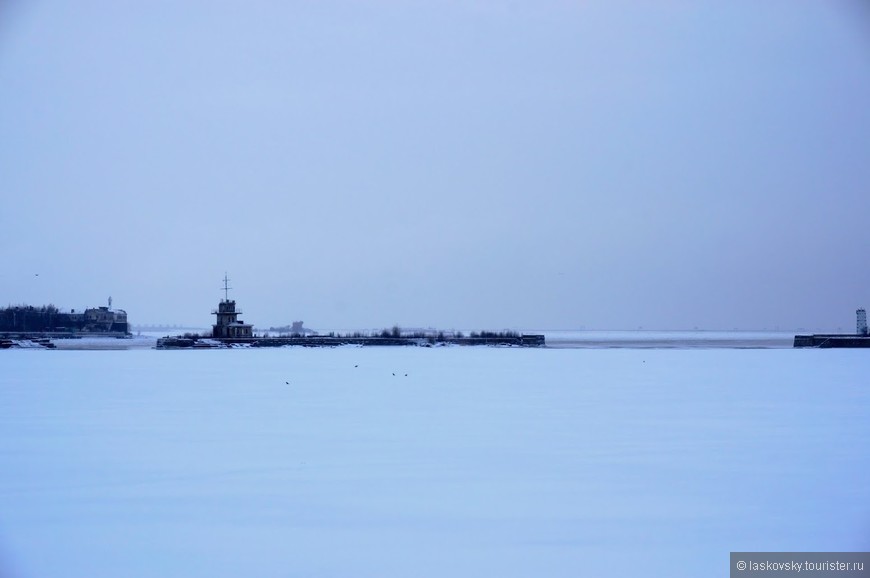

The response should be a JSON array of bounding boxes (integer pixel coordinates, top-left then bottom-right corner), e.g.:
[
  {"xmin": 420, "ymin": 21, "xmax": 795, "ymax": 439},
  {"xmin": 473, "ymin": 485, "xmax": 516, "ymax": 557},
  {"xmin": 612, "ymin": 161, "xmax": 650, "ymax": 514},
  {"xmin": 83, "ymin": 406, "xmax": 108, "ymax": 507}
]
[{"xmin": 0, "ymin": 346, "xmax": 868, "ymax": 577}]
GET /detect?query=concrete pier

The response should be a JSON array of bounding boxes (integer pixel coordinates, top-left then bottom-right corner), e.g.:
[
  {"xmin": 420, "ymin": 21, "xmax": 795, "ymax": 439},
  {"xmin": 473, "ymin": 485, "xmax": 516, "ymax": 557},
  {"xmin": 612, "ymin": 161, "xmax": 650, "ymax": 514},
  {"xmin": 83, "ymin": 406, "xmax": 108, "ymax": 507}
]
[
  {"xmin": 793, "ymin": 334, "xmax": 870, "ymax": 348},
  {"xmin": 156, "ymin": 334, "xmax": 546, "ymax": 349}
]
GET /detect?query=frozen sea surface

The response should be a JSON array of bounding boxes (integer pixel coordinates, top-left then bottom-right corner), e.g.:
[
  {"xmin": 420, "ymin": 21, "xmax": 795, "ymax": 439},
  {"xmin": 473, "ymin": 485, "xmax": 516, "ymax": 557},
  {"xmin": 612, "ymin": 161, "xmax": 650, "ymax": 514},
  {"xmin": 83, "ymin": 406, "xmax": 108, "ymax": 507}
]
[
  {"xmin": 1, "ymin": 347, "xmax": 868, "ymax": 578},
  {"xmin": 541, "ymin": 330, "xmax": 795, "ymax": 349}
]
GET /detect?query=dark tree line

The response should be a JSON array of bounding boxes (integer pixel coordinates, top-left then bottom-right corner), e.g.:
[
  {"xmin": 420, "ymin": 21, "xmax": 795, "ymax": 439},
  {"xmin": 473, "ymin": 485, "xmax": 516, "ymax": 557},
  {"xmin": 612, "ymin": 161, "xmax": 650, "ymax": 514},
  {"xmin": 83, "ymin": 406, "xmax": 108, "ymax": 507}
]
[{"xmin": 0, "ymin": 304, "xmax": 64, "ymax": 332}]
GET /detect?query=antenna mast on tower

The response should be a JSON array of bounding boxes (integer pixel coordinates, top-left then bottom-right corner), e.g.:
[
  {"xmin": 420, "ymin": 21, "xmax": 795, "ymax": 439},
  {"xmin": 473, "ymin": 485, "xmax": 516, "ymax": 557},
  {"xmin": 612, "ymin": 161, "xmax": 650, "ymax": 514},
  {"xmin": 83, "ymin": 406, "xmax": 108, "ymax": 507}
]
[{"xmin": 222, "ymin": 273, "xmax": 232, "ymax": 301}]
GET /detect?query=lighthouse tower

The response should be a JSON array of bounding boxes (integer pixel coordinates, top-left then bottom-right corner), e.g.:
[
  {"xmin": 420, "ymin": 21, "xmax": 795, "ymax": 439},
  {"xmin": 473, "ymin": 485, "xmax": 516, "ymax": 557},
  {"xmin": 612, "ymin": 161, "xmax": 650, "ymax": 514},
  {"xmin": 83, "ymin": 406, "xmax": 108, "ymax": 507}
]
[{"xmin": 212, "ymin": 274, "xmax": 254, "ymax": 338}]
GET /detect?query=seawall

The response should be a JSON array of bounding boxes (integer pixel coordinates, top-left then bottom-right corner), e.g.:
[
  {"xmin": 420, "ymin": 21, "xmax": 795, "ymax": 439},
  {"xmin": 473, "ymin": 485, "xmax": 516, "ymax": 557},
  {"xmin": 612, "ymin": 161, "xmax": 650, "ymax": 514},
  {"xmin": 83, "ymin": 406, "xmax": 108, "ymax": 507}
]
[
  {"xmin": 794, "ymin": 334, "xmax": 870, "ymax": 348},
  {"xmin": 156, "ymin": 334, "xmax": 546, "ymax": 349}
]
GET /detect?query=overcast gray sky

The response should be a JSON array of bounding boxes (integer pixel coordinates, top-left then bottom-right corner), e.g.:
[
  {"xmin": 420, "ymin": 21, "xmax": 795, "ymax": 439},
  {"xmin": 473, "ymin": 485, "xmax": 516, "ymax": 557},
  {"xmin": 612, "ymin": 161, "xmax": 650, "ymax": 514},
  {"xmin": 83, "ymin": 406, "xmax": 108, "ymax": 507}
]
[{"xmin": 2, "ymin": 1, "xmax": 869, "ymax": 331}]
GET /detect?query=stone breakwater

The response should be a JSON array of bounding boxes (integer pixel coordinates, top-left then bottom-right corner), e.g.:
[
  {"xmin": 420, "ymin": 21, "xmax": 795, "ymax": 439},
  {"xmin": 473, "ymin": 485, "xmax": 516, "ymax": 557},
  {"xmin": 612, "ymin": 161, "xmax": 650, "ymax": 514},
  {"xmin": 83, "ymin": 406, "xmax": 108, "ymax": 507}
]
[
  {"xmin": 156, "ymin": 334, "xmax": 546, "ymax": 349},
  {"xmin": 793, "ymin": 334, "xmax": 870, "ymax": 348}
]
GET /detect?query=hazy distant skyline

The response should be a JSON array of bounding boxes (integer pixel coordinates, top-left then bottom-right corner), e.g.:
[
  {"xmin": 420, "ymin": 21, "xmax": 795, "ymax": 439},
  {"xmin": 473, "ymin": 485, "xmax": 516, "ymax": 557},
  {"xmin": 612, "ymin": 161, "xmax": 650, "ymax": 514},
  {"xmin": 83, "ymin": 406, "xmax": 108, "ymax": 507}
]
[{"xmin": 2, "ymin": 1, "xmax": 870, "ymax": 331}]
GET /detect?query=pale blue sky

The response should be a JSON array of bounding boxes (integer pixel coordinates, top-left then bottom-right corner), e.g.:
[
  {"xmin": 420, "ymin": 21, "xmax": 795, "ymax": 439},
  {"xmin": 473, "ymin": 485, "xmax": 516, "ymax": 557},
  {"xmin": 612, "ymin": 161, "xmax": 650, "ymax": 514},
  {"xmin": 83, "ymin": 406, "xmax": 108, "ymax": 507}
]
[{"xmin": 2, "ymin": 1, "xmax": 869, "ymax": 331}]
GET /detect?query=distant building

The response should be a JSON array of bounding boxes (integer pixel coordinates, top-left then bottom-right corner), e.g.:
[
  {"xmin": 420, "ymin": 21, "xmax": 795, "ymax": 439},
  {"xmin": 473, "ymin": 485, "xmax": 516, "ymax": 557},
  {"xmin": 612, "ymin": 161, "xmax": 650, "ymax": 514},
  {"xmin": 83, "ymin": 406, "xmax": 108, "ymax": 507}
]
[
  {"xmin": 267, "ymin": 320, "xmax": 315, "ymax": 335},
  {"xmin": 0, "ymin": 298, "xmax": 128, "ymax": 335},
  {"xmin": 211, "ymin": 275, "xmax": 253, "ymax": 338},
  {"xmin": 858, "ymin": 309, "xmax": 868, "ymax": 336},
  {"xmin": 86, "ymin": 306, "xmax": 122, "ymax": 327}
]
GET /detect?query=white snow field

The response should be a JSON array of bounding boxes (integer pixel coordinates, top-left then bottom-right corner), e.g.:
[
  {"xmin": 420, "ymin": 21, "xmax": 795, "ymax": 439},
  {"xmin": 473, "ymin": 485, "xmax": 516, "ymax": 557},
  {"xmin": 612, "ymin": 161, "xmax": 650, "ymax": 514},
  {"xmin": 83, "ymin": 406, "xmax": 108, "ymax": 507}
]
[{"xmin": 1, "ymin": 346, "xmax": 868, "ymax": 578}]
